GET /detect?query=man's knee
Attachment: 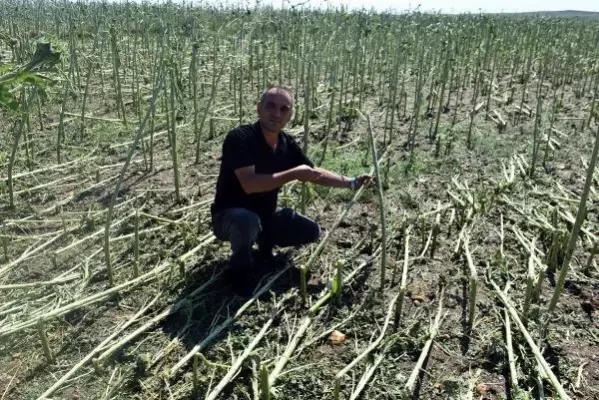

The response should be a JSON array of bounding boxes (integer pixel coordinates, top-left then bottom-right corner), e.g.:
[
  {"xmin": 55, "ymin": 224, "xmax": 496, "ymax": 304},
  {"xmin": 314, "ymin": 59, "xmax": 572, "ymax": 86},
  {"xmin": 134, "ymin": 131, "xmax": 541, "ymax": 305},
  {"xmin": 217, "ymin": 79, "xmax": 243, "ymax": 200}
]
[
  {"xmin": 214, "ymin": 208, "xmax": 261, "ymax": 246},
  {"xmin": 229, "ymin": 208, "xmax": 261, "ymax": 245},
  {"xmin": 307, "ymin": 220, "xmax": 322, "ymax": 243},
  {"xmin": 277, "ymin": 207, "xmax": 321, "ymax": 244},
  {"xmin": 231, "ymin": 209, "xmax": 261, "ymax": 241}
]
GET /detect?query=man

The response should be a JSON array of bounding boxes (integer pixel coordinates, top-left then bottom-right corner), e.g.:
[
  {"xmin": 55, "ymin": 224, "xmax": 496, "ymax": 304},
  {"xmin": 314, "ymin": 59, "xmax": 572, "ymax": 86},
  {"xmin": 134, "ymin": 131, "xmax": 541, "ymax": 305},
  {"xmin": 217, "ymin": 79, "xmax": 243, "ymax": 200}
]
[{"xmin": 211, "ymin": 85, "xmax": 374, "ymax": 296}]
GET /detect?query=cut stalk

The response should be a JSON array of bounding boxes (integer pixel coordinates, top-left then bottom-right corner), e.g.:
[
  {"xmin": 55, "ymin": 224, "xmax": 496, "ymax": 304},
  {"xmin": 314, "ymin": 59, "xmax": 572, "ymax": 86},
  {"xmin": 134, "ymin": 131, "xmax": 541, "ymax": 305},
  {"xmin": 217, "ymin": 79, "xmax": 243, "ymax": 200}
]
[
  {"xmin": 430, "ymin": 202, "xmax": 441, "ymax": 258},
  {"xmin": 335, "ymin": 291, "xmax": 400, "ymax": 395},
  {"xmin": 205, "ymin": 299, "xmax": 287, "ymax": 400},
  {"xmin": 585, "ymin": 241, "xmax": 597, "ymax": 275},
  {"xmin": 393, "ymin": 225, "xmax": 411, "ymax": 330},
  {"xmin": 260, "ymin": 363, "xmax": 270, "ymax": 400},
  {"xmin": 405, "ymin": 285, "xmax": 445, "ymax": 393},
  {"xmin": 522, "ymin": 237, "xmax": 537, "ymax": 325},
  {"xmin": 464, "ymin": 235, "xmax": 478, "ymax": 327},
  {"xmin": 503, "ymin": 284, "xmax": 520, "ymax": 394},
  {"xmin": 192, "ymin": 353, "xmax": 199, "ymax": 393},
  {"xmin": 37, "ymin": 318, "xmax": 53, "ymax": 363},
  {"xmin": 490, "ymin": 280, "xmax": 571, "ymax": 400}
]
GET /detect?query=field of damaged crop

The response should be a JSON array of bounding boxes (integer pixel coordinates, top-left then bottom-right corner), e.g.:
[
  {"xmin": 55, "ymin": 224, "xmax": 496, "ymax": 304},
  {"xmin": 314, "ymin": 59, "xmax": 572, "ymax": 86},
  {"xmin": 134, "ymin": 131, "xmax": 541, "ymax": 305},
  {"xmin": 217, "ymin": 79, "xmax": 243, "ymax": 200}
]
[{"xmin": 1, "ymin": 2, "xmax": 599, "ymax": 399}]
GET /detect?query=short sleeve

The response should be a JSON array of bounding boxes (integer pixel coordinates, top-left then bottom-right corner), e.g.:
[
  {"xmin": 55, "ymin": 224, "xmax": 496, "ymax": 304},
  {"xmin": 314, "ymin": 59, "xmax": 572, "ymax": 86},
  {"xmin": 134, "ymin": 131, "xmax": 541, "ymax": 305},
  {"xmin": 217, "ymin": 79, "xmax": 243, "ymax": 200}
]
[
  {"xmin": 286, "ymin": 135, "xmax": 314, "ymax": 168},
  {"xmin": 222, "ymin": 131, "xmax": 254, "ymax": 171}
]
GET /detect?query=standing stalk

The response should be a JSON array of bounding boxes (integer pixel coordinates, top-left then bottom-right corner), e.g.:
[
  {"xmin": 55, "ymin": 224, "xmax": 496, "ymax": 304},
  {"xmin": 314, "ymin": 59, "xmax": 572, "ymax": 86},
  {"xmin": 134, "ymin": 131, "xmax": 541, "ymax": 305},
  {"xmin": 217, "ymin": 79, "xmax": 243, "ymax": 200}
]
[
  {"xmin": 366, "ymin": 115, "xmax": 387, "ymax": 291},
  {"xmin": 109, "ymin": 26, "xmax": 127, "ymax": 127},
  {"xmin": 191, "ymin": 42, "xmax": 199, "ymax": 146},
  {"xmin": 169, "ymin": 66, "xmax": 181, "ymax": 203},
  {"xmin": 80, "ymin": 23, "xmax": 100, "ymax": 140},
  {"xmin": 301, "ymin": 62, "xmax": 311, "ymax": 215},
  {"xmin": 194, "ymin": 34, "xmax": 223, "ymax": 164},
  {"xmin": 103, "ymin": 61, "xmax": 166, "ymax": 285},
  {"xmin": 7, "ymin": 119, "xmax": 23, "ymax": 210},
  {"xmin": 432, "ymin": 37, "xmax": 451, "ymax": 141},
  {"xmin": 546, "ymin": 125, "xmax": 599, "ymax": 318}
]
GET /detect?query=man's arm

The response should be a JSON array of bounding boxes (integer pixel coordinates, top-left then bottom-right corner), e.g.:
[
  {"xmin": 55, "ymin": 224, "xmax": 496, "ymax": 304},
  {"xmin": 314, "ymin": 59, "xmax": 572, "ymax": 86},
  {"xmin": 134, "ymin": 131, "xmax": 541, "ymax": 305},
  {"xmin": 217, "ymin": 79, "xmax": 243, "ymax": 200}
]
[
  {"xmin": 285, "ymin": 135, "xmax": 351, "ymax": 188},
  {"xmin": 234, "ymin": 165, "xmax": 298, "ymax": 194},
  {"xmin": 311, "ymin": 167, "xmax": 352, "ymax": 188}
]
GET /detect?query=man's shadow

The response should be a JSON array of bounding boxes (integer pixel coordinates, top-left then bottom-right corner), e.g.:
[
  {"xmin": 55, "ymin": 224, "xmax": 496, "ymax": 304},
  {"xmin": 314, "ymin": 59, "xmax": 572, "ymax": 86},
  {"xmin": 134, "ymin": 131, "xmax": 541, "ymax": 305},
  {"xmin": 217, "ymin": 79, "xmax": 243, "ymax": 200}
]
[
  {"xmin": 135, "ymin": 248, "xmax": 310, "ymax": 393},
  {"xmin": 108, "ymin": 240, "xmax": 377, "ymax": 398}
]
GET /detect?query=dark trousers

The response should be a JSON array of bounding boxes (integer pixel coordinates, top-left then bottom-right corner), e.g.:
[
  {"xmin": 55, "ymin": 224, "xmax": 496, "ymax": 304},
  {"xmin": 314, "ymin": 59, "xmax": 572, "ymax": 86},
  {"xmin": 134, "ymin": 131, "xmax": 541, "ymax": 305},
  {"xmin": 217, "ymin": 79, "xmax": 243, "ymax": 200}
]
[{"xmin": 211, "ymin": 207, "xmax": 321, "ymax": 266}]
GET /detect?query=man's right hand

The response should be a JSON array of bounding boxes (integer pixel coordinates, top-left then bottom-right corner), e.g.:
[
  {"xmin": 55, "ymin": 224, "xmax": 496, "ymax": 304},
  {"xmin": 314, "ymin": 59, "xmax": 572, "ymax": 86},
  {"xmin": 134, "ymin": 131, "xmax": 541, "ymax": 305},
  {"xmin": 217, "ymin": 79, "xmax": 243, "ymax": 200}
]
[{"xmin": 292, "ymin": 165, "xmax": 322, "ymax": 182}]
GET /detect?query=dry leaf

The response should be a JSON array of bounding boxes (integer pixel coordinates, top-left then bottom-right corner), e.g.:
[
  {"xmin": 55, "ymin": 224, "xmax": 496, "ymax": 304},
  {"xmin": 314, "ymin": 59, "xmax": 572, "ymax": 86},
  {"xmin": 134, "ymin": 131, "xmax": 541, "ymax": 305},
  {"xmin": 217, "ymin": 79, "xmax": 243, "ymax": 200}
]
[
  {"xmin": 476, "ymin": 383, "xmax": 488, "ymax": 394},
  {"xmin": 328, "ymin": 330, "xmax": 346, "ymax": 345}
]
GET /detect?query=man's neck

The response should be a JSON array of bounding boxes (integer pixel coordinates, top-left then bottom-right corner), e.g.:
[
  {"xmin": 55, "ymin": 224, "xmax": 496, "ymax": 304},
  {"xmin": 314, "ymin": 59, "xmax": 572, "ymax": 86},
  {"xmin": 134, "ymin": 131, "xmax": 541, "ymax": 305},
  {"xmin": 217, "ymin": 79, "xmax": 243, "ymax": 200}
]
[{"xmin": 260, "ymin": 123, "xmax": 279, "ymax": 149}]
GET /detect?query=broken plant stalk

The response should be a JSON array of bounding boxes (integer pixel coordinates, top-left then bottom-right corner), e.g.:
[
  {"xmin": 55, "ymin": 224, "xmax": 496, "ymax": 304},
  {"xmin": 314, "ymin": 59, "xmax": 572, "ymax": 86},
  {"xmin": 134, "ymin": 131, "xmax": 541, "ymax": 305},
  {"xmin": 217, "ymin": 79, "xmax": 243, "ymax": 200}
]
[
  {"xmin": 405, "ymin": 285, "xmax": 445, "ymax": 393},
  {"xmin": 38, "ymin": 291, "xmax": 162, "ymax": 399},
  {"xmin": 490, "ymin": 280, "xmax": 571, "ymax": 400},
  {"xmin": 334, "ymin": 291, "xmax": 400, "ymax": 398}
]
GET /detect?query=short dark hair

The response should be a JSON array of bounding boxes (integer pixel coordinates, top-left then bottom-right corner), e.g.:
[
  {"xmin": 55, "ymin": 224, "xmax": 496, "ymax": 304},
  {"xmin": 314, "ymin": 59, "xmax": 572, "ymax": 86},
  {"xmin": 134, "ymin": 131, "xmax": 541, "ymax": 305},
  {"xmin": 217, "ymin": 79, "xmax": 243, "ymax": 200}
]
[{"xmin": 259, "ymin": 84, "xmax": 294, "ymax": 107}]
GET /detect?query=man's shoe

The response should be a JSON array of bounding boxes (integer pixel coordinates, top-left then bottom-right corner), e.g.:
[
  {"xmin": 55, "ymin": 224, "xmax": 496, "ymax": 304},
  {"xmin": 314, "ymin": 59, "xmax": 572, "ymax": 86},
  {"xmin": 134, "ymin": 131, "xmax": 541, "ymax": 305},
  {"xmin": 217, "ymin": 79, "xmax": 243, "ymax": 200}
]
[{"xmin": 226, "ymin": 248, "xmax": 258, "ymax": 297}]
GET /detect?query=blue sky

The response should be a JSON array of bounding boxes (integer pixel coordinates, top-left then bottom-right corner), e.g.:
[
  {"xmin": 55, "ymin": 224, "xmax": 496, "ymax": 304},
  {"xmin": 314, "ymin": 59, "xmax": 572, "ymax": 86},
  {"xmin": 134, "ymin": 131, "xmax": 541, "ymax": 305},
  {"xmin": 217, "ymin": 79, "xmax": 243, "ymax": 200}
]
[{"xmin": 244, "ymin": 0, "xmax": 598, "ymax": 13}]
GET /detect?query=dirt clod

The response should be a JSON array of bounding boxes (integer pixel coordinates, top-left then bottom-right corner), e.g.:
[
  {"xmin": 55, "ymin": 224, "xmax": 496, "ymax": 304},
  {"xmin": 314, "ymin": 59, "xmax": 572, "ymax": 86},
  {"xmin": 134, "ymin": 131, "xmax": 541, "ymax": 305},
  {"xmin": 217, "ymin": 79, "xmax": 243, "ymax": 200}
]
[{"xmin": 328, "ymin": 330, "xmax": 346, "ymax": 345}]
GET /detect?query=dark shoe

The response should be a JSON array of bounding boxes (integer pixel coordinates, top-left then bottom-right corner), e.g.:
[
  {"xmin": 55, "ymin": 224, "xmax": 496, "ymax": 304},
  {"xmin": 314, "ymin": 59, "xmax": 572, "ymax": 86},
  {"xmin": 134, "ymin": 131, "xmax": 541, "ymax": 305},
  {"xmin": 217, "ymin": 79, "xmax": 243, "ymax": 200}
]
[
  {"xmin": 226, "ymin": 248, "xmax": 258, "ymax": 297},
  {"xmin": 255, "ymin": 246, "xmax": 275, "ymax": 263}
]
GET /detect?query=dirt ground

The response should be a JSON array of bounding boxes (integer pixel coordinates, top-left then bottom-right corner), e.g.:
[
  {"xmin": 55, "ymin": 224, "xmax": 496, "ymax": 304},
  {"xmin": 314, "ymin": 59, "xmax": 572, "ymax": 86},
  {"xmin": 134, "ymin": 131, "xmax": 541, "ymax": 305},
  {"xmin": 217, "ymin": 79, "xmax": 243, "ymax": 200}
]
[{"xmin": 1, "ymin": 11, "xmax": 599, "ymax": 400}]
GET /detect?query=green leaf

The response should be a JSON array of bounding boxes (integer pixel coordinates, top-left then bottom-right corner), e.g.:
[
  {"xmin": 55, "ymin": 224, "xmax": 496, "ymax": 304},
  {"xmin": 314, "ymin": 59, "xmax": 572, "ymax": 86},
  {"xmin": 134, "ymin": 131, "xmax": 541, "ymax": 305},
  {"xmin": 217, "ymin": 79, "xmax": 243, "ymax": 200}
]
[
  {"xmin": 0, "ymin": 64, "xmax": 13, "ymax": 75},
  {"xmin": 17, "ymin": 71, "xmax": 51, "ymax": 87},
  {"xmin": 0, "ymin": 84, "xmax": 17, "ymax": 111}
]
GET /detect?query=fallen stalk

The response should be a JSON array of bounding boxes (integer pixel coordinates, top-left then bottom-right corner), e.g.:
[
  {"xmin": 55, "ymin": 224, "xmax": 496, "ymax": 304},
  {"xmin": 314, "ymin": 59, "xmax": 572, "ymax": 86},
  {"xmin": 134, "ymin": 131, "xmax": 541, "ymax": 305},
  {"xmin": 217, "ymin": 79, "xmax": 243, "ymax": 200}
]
[
  {"xmin": 503, "ymin": 286, "xmax": 520, "ymax": 394},
  {"xmin": 0, "ymin": 274, "xmax": 79, "ymax": 290},
  {"xmin": 36, "ymin": 291, "xmax": 163, "ymax": 400},
  {"xmin": 335, "ymin": 290, "xmax": 400, "ymax": 398},
  {"xmin": 168, "ymin": 262, "xmax": 296, "ymax": 377},
  {"xmin": 349, "ymin": 348, "xmax": 387, "ymax": 400},
  {"xmin": 490, "ymin": 279, "xmax": 571, "ymax": 400},
  {"xmin": 393, "ymin": 225, "xmax": 412, "ymax": 330},
  {"xmin": 205, "ymin": 296, "xmax": 290, "ymax": 400},
  {"xmin": 0, "ymin": 262, "xmax": 169, "ymax": 338},
  {"xmin": 93, "ymin": 268, "xmax": 221, "ymax": 366},
  {"xmin": 268, "ymin": 248, "xmax": 381, "ymax": 394},
  {"xmin": 405, "ymin": 285, "xmax": 445, "ymax": 394},
  {"xmin": 0, "ymin": 227, "xmax": 79, "ymax": 281}
]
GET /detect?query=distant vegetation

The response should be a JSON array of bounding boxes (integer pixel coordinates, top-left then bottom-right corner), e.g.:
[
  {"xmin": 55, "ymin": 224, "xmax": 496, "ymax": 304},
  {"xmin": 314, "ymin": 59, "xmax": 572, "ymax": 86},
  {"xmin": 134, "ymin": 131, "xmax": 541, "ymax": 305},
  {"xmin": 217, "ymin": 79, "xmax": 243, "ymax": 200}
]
[{"xmin": 493, "ymin": 10, "xmax": 599, "ymax": 19}]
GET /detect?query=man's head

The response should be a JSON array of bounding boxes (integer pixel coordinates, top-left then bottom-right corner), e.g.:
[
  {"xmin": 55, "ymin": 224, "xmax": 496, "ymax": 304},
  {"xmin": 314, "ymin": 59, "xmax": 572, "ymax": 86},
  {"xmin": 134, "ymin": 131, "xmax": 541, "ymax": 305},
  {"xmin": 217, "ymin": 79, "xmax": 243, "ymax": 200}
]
[{"xmin": 257, "ymin": 85, "xmax": 293, "ymax": 134}]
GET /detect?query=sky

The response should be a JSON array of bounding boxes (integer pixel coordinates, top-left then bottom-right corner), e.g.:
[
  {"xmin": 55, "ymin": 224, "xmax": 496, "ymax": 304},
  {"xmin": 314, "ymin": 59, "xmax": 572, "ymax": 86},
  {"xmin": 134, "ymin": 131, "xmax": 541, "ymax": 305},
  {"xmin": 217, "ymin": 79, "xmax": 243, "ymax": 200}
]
[{"xmin": 226, "ymin": 0, "xmax": 599, "ymax": 14}]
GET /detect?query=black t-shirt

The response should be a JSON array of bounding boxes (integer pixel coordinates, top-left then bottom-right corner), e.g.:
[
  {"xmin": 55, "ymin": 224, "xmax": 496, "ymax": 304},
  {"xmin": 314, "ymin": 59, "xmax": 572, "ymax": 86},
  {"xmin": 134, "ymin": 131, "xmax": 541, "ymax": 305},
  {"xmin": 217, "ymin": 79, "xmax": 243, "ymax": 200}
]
[{"xmin": 211, "ymin": 121, "xmax": 314, "ymax": 222}]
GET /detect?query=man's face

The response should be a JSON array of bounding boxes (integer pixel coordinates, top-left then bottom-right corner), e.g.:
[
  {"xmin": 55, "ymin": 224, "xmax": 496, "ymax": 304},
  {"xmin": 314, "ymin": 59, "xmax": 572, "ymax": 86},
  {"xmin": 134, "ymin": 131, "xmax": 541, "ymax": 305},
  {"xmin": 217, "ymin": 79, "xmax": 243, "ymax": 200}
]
[{"xmin": 257, "ymin": 89, "xmax": 293, "ymax": 133}]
